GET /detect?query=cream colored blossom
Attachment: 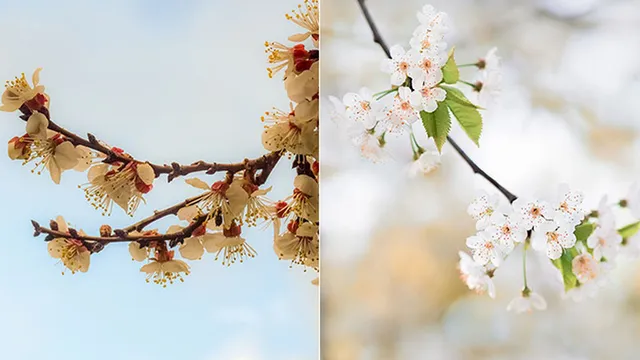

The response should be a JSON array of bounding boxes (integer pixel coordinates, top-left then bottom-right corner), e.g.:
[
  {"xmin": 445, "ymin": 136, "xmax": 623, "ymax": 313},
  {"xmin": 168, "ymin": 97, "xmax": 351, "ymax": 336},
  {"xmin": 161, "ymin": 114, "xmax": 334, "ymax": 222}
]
[
  {"xmin": 183, "ymin": 178, "xmax": 249, "ymax": 229},
  {"xmin": 283, "ymin": 174, "xmax": 319, "ymax": 223},
  {"xmin": 82, "ymin": 161, "xmax": 155, "ymax": 216},
  {"xmin": 23, "ymin": 132, "xmax": 81, "ymax": 184},
  {"xmin": 285, "ymin": 61, "xmax": 318, "ymax": 103},
  {"xmin": 204, "ymin": 225, "xmax": 256, "ymax": 266},
  {"xmin": 7, "ymin": 134, "xmax": 32, "ymax": 160},
  {"xmin": 140, "ymin": 255, "xmax": 190, "ymax": 287},
  {"xmin": 274, "ymin": 222, "xmax": 319, "ymax": 270},
  {"xmin": 0, "ymin": 68, "xmax": 46, "ymax": 112},
  {"xmin": 286, "ymin": 0, "xmax": 319, "ymax": 47},
  {"xmin": 168, "ymin": 221, "xmax": 220, "ymax": 261},
  {"xmin": 261, "ymin": 100, "xmax": 318, "ymax": 156},
  {"xmin": 47, "ymin": 216, "xmax": 90, "ymax": 274},
  {"xmin": 25, "ymin": 111, "xmax": 49, "ymax": 139}
]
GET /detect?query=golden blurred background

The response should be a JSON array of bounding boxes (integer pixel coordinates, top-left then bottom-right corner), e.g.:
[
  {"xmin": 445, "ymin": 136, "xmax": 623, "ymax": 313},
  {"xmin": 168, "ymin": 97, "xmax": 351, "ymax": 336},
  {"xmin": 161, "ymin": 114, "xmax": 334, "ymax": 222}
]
[{"xmin": 321, "ymin": 0, "xmax": 640, "ymax": 359}]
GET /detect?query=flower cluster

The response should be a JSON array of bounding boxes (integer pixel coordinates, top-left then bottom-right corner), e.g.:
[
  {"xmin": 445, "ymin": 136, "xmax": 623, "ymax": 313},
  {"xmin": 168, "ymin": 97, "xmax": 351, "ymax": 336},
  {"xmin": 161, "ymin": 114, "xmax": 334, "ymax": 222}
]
[
  {"xmin": 328, "ymin": 4, "xmax": 501, "ymax": 178},
  {"xmin": 459, "ymin": 183, "xmax": 640, "ymax": 313},
  {"xmin": 1, "ymin": 0, "xmax": 319, "ymax": 287},
  {"xmin": 263, "ymin": 2, "xmax": 320, "ymax": 281}
]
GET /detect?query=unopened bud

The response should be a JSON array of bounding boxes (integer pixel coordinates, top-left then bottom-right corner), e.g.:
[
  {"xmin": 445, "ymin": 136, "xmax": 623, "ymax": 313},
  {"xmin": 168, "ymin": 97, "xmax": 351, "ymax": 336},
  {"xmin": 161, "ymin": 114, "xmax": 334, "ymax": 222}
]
[{"xmin": 100, "ymin": 224, "xmax": 112, "ymax": 237}]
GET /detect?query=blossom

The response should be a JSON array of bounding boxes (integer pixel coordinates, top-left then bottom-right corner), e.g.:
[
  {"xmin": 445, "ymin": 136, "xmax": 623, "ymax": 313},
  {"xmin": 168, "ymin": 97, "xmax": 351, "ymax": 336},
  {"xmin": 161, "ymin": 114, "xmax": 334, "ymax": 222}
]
[
  {"xmin": 354, "ymin": 132, "xmax": 387, "ymax": 163},
  {"xmin": 552, "ymin": 184, "xmax": 584, "ymax": 227},
  {"xmin": 475, "ymin": 53, "xmax": 502, "ymax": 107},
  {"xmin": 82, "ymin": 160, "xmax": 155, "ymax": 216},
  {"xmin": 241, "ymin": 181, "xmax": 274, "ymax": 227},
  {"xmin": 513, "ymin": 198, "xmax": 553, "ymax": 231},
  {"xmin": 457, "ymin": 251, "xmax": 495, "ymax": 298},
  {"xmin": 286, "ymin": 0, "xmax": 319, "ymax": 47},
  {"xmin": 261, "ymin": 100, "xmax": 318, "ymax": 156},
  {"xmin": 531, "ymin": 221, "xmax": 576, "ymax": 260},
  {"xmin": 283, "ymin": 174, "xmax": 319, "ymax": 223},
  {"xmin": 47, "ymin": 216, "xmax": 90, "ymax": 274},
  {"xmin": 486, "ymin": 212, "xmax": 527, "ymax": 250},
  {"xmin": 0, "ymin": 68, "xmax": 46, "ymax": 112},
  {"xmin": 264, "ymin": 42, "xmax": 315, "ymax": 78},
  {"xmin": 596, "ymin": 195, "xmax": 615, "ymax": 226},
  {"xmin": 183, "ymin": 178, "xmax": 249, "ymax": 229},
  {"xmin": 204, "ymin": 224, "xmax": 257, "ymax": 266},
  {"xmin": 409, "ymin": 24, "xmax": 447, "ymax": 54},
  {"xmin": 564, "ymin": 281, "xmax": 599, "ymax": 302},
  {"xmin": 285, "ymin": 61, "xmax": 318, "ymax": 103},
  {"xmin": 407, "ymin": 49, "xmax": 445, "ymax": 84},
  {"xmin": 507, "ymin": 290, "xmax": 547, "ymax": 313},
  {"xmin": 466, "ymin": 231, "xmax": 504, "ymax": 266},
  {"xmin": 167, "ymin": 221, "xmax": 221, "ymax": 261},
  {"xmin": 467, "ymin": 191, "xmax": 501, "ymax": 230},
  {"xmin": 342, "ymin": 87, "xmax": 382, "ymax": 129},
  {"xmin": 24, "ymin": 132, "xmax": 81, "ymax": 184},
  {"xmin": 416, "ymin": 5, "xmax": 450, "ymax": 33},
  {"xmin": 380, "ymin": 87, "xmax": 420, "ymax": 133},
  {"xmin": 410, "ymin": 76, "xmax": 446, "ymax": 113},
  {"xmin": 478, "ymin": 47, "xmax": 500, "ymax": 72},
  {"xmin": 274, "ymin": 221, "xmax": 319, "ymax": 270},
  {"xmin": 587, "ymin": 221, "xmax": 622, "ymax": 261},
  {"xmin": 571, "ymin": 252, "xmax": 599, "ymax": 283},
  {"xmin": 380, "ymin": 45, "xmax": 414, "ymax": 86},
  {"xmin": 140, "ymin": 247, "xmax": 190, "ymax": 287},
  {"xmin": 407, "ymin": 139, "xmax": 441, "ymax": 177},
  {"xmin": 129, "ymin": 241, "xmax": 151, "ymax": 262}
]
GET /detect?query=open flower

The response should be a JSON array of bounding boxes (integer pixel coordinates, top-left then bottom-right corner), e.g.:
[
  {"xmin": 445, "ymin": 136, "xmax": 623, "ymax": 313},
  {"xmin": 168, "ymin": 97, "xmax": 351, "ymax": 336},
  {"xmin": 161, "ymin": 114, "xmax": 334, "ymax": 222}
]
[
  {"xmin": 204, "ymin": 223, "xmax": 257, "ymax": 266},
  {"xmin": 486, "ymin": 212, "xmax": 527, "ymax": 250},
  {"xmin": 47, "ymin": 216, "xmax": 91, "ymax": 274},
  {"xmin": 0, "ymin": 68, "xmax": 46, "ymax": 112},
  {"xmin": 587, "ymin": 221, "xmax": 622, "ymax": 261},
  {"xmin": 466, "ymin": 231, "xmax": 504, "ymax": 266},
  {"xmin": 184, "ymin": 178, "xmax": 249, "ymax": 229},
  {"xmin": 410, "ymin": 76, "xmax": 445, "ymax": 113},
  {"xmin": 513, "ymin": 198, "xmax": 552, "ymax": 231},
  {"xmin": 407, "ymin": 138, "xmax": 441, "ymax": 177},
  {"xmin": 283, "ymin": 174, "xmax": 319, "ymax": 223},
  {"xmin": 140, "ymin": 246, "xmax": 190, "ymax": 287},
  {"xmin": 274, "ymin": 221, "xmax": 319, "ymax": 270},
  {"xmin": 552, "ymin": 184, "xmax": 584, "ymax": 227},
  {"xmin": 458, "ymin": 251, "xmax": 495, "ymax": 298},
  {"xmin": 416, "ymin": 5, "xmax": 450, "ymax": 33},
  {"xmin": 380, "ymin": 87, "xmax": 420, "ymax": 133},
  {"xmin": 261, "ymin": 100, "xmax": 318, "ymax": 156},
  {"xmin": 7, "ymin": 134, "xmax": 32, "ymax": 160},
  {"xmin": 167, "ymin": 220, "xmax": 221, "ymax": 261},
  {"xmin": 467, "ymin": 191, "xmax": 501, "ymax": 230},
  {"xmin": 507, "ymin": 289, "xmax": 547, "ymax": 313},
  {"xmin": 82, "ymin": 161, "xmax": 155, "ymax": 216},
  {"xmin": 240, "ymin": 180, "xmax": 274, "ymax": 227},
  {"xmin": 286, "ymin": 0, "xmax": 319, "ymax": 47},
  {"xmin": 342, "ymin": 87, "xmax": 382, "ymax": 129},
  {"xmin": 572, "ymin": 252, "xmax": 599, "ymax": 284},
  {"xmin": 380, "ymin": 45, "xmax": 414, "ymax": 86},
  {"xmin": 24, "ymin": 132, "xmax": 81, "ymax": 184},
  {"xmin": 531, "ymin": 221, "xmax": 576, "ymax": 260},
  {"xmin": 407, "ymin": 49, "xmax": 445, "ymax": 84}
]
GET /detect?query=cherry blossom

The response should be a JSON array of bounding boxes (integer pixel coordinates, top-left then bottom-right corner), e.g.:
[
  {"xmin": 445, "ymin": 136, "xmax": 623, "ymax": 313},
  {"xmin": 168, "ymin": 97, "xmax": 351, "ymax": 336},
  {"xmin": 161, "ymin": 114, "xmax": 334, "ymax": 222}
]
[
  {"xmin": 342, "ymin": 87, "xmax": 383, "ymax": 129},
  {"xmin": 410, "ymin": 76, "xmax": 446, "ymax": 113},
  {"xmin": 380, "ymin": 45, "xmax": 415, "ymax": 86},
  {"xmin": 380, "ymin": 87, "xmax": 420, "ymax": 133},
  {"xmin": 274, "ymin": 221, "xmax": 319, "ymax": 270},
  {"xmin": 0, "ymin": 68, "xmax": 47, "ymax": 112},
  {"xmin": 513, "ymin": 198, "xmax": 553, "ymax": 231},
  {"xmin": 587, "ymin": 221, "xmax": 622, "ymax": 261},
  {"xmin": 47, "ymin": 216, "xmax": 91, "ymax": 274},
  {"xmin": 486, "ymin": 212, "xmax": 527, "ymax": 250},
  {"xmin": 531, "ymin": 221, "xmax": 576, "ymax": 260},
  {"xmin": 507, "ymin": 290, "xmax": 547, "ymax": 313},
  {"xmin": 407, "ymin": 138, "xmax": 441, "ymax": 177},
  {"xmin": 457, "ymin": 251, "xmax": 496, "ymax": 298},
  {"xmin": 466, "ymin": 231, "xmax": 504, "ymax": 266},
  {"xmin": 552, "ymin": 184, "xmax": 585, "ymax": 227},
  {"xmin": 467, "ymin": 191, "xmax": 501, "ymax": 230}
]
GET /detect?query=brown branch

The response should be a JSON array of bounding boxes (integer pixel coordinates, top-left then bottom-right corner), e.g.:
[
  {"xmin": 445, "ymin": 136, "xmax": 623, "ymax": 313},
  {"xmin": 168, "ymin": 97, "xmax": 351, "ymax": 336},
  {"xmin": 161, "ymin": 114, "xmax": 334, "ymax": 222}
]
[
  {"xmin": 33, "ymin": 213, "xmax": 208, "ymax": 245},
  {"xmin": 121, "ymin": 193, "xmax": 209, "ymax": 233},
  {"xmin": 19, "ymin": 105, "xmax": 282, "ymax": 182}
]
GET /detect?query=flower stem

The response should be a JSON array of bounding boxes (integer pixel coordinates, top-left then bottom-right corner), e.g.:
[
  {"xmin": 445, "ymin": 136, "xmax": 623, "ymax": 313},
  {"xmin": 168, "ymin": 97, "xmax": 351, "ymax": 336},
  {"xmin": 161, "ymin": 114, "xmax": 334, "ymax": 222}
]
[
  {"xmin": 457, "ymin": 63, "xmax": 478, "ymax": 68},
  {"xmin": 355, "ymin": 0, "xmax": 518, "ymax": 204},
  {"xmin": 374, "ymin": 88, "xmax": 398, "ymax": 100},
  {"xmin": 522, "ymin": 241, "xmax": 529, "ymax": 290}
]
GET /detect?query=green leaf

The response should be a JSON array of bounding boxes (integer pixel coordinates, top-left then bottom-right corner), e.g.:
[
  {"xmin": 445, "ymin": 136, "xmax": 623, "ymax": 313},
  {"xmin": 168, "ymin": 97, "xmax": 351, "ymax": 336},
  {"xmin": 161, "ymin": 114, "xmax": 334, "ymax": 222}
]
[
  {"xmin": 420, "ymin": 103, "xmax": 451, "ymax": 152},
  {"xmin": 574, "ymin": 222, "xmax": 596, "ymax": 243},
  {"xmin": 443, "ymin": 87, "xmax": 483, "ymax": 146},
  {"xmin": 440, "ymin": 85, "xmax": 481, "ymax": 108},
  {"xmin": 551, "ymin": 248, "xmax": 579, "ymax": 291},
  {"xmin": 619, "ymin": 221, "xmax": 640, "ymax": 239},
  {"xmin": 442, "ymin": 47, "xmax": 459, "ymax": 84}
]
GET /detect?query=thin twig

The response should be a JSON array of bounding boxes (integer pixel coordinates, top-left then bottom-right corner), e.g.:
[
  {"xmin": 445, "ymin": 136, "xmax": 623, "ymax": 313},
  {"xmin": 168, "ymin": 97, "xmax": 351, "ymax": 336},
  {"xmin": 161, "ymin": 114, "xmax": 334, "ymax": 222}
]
[{"xmin": 355, "ymin": 0, "xmax": 518, "ymax": 203}]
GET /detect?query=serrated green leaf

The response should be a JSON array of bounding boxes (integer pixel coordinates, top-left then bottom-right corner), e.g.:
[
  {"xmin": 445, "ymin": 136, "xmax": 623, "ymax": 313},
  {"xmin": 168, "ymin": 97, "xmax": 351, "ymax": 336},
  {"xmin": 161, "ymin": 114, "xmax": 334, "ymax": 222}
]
[
  {"xmin": 551, "ymin": 249, "xmax": 578, "ymax": 291},
  {"xmin": 420, "ymin": 103, "xmax": 451, "ymax": 152},
  {"xmin": 574, "ymin": 222, "xmax": 596, "ymax": 243},
  {"xmin": 619, "ymin": 221, "xmax": 640, "ymax": 239},
  {"xmin": 443, "ymin": 88, "xmax": 483, "ymax": 146},
  {"xmin": 440, "ymin": 85, "xmax": 481, "ymax": 109},
  {"xmin": 442, "ymin": 47, "xmax": 459, "ymax": 84}
]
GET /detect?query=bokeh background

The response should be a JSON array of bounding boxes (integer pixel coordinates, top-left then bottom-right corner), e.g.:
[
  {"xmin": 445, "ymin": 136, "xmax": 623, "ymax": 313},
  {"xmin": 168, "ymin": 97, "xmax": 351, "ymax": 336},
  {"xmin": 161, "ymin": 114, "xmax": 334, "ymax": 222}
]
[
  {"xmin": 321, "ymin": 0, "xmax": 640, "ymax": 359},
  {"xmin": 0, "ymin": 1, "xmax": 318, "ymax": 359}
]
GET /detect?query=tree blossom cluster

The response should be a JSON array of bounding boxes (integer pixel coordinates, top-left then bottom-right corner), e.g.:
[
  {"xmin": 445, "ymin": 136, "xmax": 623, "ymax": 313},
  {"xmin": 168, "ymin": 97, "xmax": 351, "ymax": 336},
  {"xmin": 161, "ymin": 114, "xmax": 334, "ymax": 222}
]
[
  {"xmin": 1, "ymin": 0, "xmax": 319, "ymax": 286},
  {"xmin": 329, "ymin": 4, "xmax": 501, "ymax": 178},
  {"xmin": 459, "ymin": 184, "xmax": 640, "ymax": 313}
]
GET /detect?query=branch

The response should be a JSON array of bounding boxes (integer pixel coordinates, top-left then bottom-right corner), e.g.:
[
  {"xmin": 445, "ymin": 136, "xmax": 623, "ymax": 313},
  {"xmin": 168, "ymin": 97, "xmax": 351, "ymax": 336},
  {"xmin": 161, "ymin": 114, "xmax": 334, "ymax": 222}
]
[
  {"xmin": 121, "ymin": 193, "xmax": 208, "ymax": 233},
  {"xmin": 355, "ymin": 0, "xmax": 518, "ymax": 203},
  {"xmin": 19, "ymin": 105, "xmax": 281, "ymax": 182}
]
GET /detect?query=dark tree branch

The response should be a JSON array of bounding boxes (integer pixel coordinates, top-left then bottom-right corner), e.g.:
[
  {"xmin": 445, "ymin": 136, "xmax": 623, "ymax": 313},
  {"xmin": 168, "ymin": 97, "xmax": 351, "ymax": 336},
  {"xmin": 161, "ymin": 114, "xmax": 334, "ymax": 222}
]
[{"xmin": 355, "ymin": 0, "xmax": 518, "ymax": 203}]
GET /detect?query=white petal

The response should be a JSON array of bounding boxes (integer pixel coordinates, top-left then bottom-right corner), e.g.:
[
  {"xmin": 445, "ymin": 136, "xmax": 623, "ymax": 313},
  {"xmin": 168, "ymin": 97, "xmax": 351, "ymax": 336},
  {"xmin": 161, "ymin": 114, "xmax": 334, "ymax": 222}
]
[{"xmin": 185, "ymin": 178, "xmax": 210, "ymax": 190}]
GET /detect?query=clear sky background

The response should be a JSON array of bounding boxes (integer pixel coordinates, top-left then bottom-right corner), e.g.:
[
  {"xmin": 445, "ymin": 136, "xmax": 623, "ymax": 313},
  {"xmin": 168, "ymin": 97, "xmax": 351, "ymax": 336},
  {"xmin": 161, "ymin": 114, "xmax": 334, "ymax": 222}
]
[{"xmin": 0, "ymin": 1, "xmax": 318, "ymax": 359}]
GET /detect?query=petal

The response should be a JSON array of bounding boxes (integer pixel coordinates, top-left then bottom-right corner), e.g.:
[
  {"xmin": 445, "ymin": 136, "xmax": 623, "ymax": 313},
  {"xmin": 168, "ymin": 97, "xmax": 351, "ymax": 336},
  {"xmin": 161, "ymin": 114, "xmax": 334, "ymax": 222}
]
[
  {"xmin": 128, "ymin": 242, "xmax": 148, "ymax": 262},
  {"xmin": 179, "ymin": 237, "xmax": 205, "ymax": 260},
  {"xmin": 135, "ymin": 162, "xmax": 155, "ymax": 185},
  {"xmin": 465, "ymin": 235, "xmax": 484, "ymax": 249},
  {"xmin": 293, "ymin": 175, "xmax": 319, "ymax": 198},
  {"xmin": 203, "ymin": 233, "xmax": 226, "ymax": 253},
  {"xmin": 163, "ymin": 260, "xmax": 190, "ymax": 274},
  {"xmin": 47, "ymin": 158, "xmax": 62, "ymax": 184},
  {"xmin": 88, "ymin": 164, "xmax": 109, "ymax": 182},
  {"xmin": 530, "ymin": 292, "xmax": 547, "ymax": 310},
  {"xmin": 25, "ymin": 112, "xmax": 49, "ymax": 138},
  {"xmin": 547, "ymin": 241, "xmax": 563, "ymax": 260},
  {"xmin": 177, "ymin": 206, "xmax": 199, "ymax": 221},
  {"xmin": 140, "ymin": 261, "xmax": 161, "ymax": 274},
  {"xmin": 166, "ymin": 225, "xmax": 183, "ymax": 234},
  {"xmin": 47, "ymin": 238, "xmax": 66, "ymax": 259},
  {"xmin": 54, "ymin": 141, "xmax": 81, "ymax": 170},
  {"xmin": 390, "ymin": 44, "xmax": 405, "ymax": 58},
  {"xmin": 55, "ymin": 215, "xmax": 69, "ymax": 233},
  {"xmin": 32, "ymin": 67, "xmax": 43, "ymax": 86},
  {"xmin": 185, "ymin": 178, "xmax": 210, "ymax": 190}
]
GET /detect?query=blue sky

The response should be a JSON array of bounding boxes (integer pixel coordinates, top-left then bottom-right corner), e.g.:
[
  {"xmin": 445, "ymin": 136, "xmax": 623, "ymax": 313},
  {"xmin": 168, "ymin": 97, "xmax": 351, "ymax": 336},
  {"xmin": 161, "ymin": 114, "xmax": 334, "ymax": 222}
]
[{"xmin": 0, "ymin": 1, "xmax": 318, "ymax": 359}]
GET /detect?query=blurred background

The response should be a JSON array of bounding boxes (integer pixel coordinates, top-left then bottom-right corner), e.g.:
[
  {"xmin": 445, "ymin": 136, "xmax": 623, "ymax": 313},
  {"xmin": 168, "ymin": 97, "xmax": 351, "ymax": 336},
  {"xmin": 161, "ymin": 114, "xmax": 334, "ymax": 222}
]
[
  {"xmin": 321, "ymin": 0, "xmax": 640, "ymax": 359},
  {"xmin": 0, "ymin": 1, "xmax": 317, "ymax": 359}
]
